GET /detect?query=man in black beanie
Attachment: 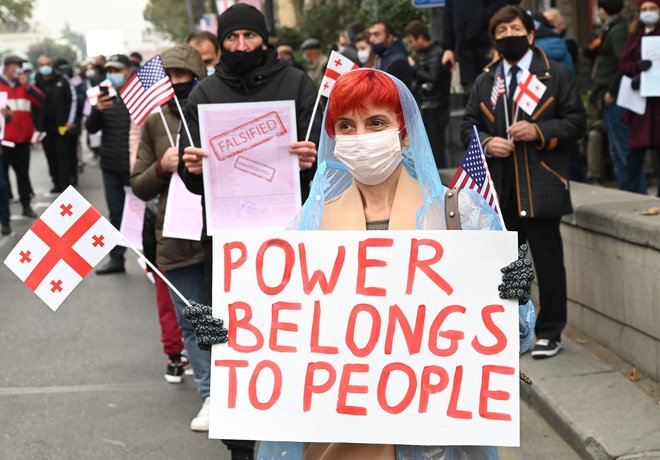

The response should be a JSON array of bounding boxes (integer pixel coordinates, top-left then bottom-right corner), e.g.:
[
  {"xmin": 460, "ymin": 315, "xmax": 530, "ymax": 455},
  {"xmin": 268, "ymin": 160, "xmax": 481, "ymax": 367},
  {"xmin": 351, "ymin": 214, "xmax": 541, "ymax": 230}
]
[{"xmin": 177, "ymin": 4, "xmax": 321, "ymax": 459}]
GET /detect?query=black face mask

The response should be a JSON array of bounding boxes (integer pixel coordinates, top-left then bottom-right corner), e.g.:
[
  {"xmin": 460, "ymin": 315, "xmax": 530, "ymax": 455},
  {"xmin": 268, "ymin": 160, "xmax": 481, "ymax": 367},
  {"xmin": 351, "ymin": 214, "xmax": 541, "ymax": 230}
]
[
  {"xmin": 495, "ymin": 35, "xmax": 531, "ymax": 62},
  {"xmin": 221, "ymin": 47, "xmax": 267, "ymax": 75},
  {"xmin": 172, "ymin": 81, "xmax": 194, "ymax": 100}
]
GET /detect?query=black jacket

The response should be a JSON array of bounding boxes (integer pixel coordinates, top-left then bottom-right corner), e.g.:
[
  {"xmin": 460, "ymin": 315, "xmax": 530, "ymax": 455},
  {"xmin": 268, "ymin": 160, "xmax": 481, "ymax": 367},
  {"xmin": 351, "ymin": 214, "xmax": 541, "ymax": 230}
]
[
  {"xmin": 379, "ymin": 39, "xmax": 413, "ymax": 89},
  {"xmin": 461, "ymin": 48, "xmax": 586, "ymax": 218},
  {"xmin": 86, "ymin": 98, "xmax": 132, "ymax": 175},
  {"xmin": 35, "ymin": 74, "xmax": 72, "ymax": 132},
  {"xmin": 412, "ymin": 41, "xmax": 451, "ymax": 110}
]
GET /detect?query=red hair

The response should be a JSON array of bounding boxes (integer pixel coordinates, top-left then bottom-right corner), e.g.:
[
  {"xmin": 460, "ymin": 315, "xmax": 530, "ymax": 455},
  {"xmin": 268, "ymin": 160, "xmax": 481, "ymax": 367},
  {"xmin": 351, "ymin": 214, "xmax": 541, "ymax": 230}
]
[{"xmin": 325, "ymin": 70, "xmax": 406, "ymax": 137}]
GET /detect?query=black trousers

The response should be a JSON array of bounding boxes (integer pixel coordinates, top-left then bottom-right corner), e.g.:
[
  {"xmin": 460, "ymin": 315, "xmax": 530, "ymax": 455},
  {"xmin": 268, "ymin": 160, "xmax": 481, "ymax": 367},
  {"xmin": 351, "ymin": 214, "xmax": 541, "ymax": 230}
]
[
  {"xmin": 2, "ymin": 142, "xmax": 33, "ymax": 206},
  {"xmin": 43, "ymin": 131, "xmax": 74, "ymax": 190},
  {"xmin": 502, "ymin": 195, "xmax": 567, "ymax": 342},
  {"xmin": 102, "ymin": 171, "xmax": 128, "ymax": 264},
  {"xmin": 421, "ymin": 107, "xmax": 449, "ymax": 169}
]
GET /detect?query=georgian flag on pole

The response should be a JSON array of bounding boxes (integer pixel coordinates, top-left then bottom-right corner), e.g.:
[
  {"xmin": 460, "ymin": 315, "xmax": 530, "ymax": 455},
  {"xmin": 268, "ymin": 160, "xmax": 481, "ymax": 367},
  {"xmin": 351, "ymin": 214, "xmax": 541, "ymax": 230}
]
[
  {"xmin": 320, "ymin": 50, "xmax": 360, "ymax": 98},
  {"xmin": 513, "ymin": 69, "xmax": 547, "ymax": 116},
  {"xmin": 4, "ymin": 187, "xmax": 123, "ymax": 311}
]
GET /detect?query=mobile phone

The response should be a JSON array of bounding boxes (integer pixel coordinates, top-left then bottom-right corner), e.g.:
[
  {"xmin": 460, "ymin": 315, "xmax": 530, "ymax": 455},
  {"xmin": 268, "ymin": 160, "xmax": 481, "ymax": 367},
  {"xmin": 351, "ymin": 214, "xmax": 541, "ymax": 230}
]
[{"xmin": 100, "ymin": 86, "xmax": 109, "ymax": 97}]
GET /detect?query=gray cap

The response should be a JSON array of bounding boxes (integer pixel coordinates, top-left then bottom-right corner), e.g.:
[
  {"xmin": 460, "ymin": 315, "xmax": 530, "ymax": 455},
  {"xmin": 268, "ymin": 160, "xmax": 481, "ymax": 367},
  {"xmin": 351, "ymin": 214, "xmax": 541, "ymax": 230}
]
[
  {"xmin": 4, "ymin": 55, "xmax": 26, "ymax": 66},
  {"xmin": 105, "ymin": 54, "xmax": 131, "ymax": 70},
  {"xmin": 301, "ymin": 38, "xmax": 322, "ymax": 50}
]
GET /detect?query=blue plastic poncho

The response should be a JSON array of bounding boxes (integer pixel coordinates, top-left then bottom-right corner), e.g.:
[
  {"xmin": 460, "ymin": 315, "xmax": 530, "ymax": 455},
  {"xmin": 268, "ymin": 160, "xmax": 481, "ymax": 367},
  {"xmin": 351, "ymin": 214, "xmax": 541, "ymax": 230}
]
[{"xmin": 259, "ymin": 69, "xmax": 534, "ymax": 460}]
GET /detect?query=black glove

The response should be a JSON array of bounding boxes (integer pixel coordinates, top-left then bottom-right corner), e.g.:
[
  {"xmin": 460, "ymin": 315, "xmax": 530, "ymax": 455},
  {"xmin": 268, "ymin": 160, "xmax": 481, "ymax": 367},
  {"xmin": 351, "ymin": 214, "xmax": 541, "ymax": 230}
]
[
  {"xmin": 183, "ymin": 300, "xmax": 228, "ymax": 351},
  {"xmin": 631, "ymin": 78, "xmax": 641, "ymax": 91},
  {"xmin": 498, "ymin": 244, "xmax": 535, "ymax": 305},
  {"xmin": 637, "ymin": 60, "xmax": 653, "ymax": 72}
]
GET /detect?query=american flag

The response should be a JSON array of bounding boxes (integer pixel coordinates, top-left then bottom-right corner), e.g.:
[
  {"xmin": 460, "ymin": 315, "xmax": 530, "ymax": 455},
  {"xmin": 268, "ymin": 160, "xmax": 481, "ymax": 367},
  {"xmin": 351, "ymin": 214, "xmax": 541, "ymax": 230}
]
[
  {"xmin": 448, "ymin": 126, "xmax": 498, "ymax": 211},
  {"xmin": 490, "ymin": 63, "xmax": 505, "ymax": 111},
  {"xmin": 119, "ymin": 55, "xmax": 175, "ymax": 126}
]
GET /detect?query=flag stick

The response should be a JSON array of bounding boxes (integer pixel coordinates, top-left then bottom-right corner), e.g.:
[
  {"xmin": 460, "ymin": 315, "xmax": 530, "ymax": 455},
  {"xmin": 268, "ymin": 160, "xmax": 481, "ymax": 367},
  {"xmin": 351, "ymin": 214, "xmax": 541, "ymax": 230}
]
[
  {"xmin": 474, "ymin": 126, "xmax": 507, "ymax": 231},
  {"xmin": 173, "ymin": 94, "xmax": 195, "ymax": 148},
  {"xmin": 158, "ymin": 109, "xmax": 175, "ymax": 148},
  {"xmin": 122, "ymin": 236, "xmax": 192, "ymax": 309},
  {"xmin": 503, "ymin": 95, "xmax": 512, "ymax": 141},
  {"xmin": 305, "ymin": 90, "xmax": 322, "ymax": 142}
]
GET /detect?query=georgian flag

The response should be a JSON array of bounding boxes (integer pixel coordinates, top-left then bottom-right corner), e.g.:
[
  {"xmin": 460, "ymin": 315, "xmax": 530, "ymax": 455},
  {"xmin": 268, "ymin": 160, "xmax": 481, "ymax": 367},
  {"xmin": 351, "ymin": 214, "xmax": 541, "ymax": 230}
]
[
  {"xmin": 513, "ymin": 69, "xmax": 547, "ymax": 116},
  {"xmin": 320, "ymin": 51, "xmax": 360, "ymax": 98},
  {"xmin": 4, "ymin": 186, "xmax": 122, "ymax": 311}
]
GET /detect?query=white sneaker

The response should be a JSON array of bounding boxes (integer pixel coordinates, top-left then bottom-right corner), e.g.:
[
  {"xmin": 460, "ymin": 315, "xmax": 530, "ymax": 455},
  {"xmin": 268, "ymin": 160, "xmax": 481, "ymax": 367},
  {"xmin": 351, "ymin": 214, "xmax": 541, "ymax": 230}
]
[{"xmin": 190, "ymin": 397, "xmax": 210, "ymax": 431}]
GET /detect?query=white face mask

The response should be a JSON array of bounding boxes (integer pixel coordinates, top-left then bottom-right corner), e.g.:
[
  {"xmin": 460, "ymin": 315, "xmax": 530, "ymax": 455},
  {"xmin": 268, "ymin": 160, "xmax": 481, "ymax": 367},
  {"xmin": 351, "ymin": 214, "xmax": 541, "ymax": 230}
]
[
  {"xmin": 357, "ymin": 49, "xmax": 371, "ymax": 64},
  {"xmin": 640, "ymin": 11, "xmax": 660, "ymax": 25},
  {"xmin": 334, "ymin": 129, "xmax": 403, "ymax": 186}
]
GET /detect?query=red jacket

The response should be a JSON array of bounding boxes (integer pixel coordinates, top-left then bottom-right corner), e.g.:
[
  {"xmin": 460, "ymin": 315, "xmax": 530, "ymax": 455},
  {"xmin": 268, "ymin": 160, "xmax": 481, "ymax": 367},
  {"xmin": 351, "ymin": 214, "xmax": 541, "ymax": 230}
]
[
  {"xmin": 620, "ymin": 24, "xmax": 660, "ymax": 150},
  {"xmin": 0, "ymin": 75, "xmax": 44, "ymax": 143}
]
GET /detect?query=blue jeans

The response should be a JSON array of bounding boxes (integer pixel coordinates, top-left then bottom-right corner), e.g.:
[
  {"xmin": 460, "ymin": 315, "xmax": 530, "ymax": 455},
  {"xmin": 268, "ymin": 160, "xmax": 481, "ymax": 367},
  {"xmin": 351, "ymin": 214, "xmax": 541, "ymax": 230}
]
[
  {"xmin": 101, "ymin": 171, "xmax": 128, "ymax": 264},
  {"xmin": 166, "ymin": 262, "xmax": 211, "ymax": 400},
  {"xmin": 0, "ymin": 154, "xmax": 9, "ymax": 223},
  {"xmin": 602, "ymin": 105, "xmax": 629, "ymax": 189}
]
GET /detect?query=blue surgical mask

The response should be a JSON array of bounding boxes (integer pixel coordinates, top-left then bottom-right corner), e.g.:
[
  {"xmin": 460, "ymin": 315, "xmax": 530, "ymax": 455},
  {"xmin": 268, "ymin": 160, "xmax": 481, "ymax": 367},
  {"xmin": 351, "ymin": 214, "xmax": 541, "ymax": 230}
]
[
  {"xmin": 39, "ymin": 66, "xmax": 53, "ymax": 76},
  {"xmin": 107, "ymin": 73, "xmax": 126, "ymax": 89},
  {"xmin": 640, "ymin": 11, "xmax": 660, "ymax": 25},
  {"xmin": 207, "ymin": 66, "xmax": 215, "ymax": 76}
]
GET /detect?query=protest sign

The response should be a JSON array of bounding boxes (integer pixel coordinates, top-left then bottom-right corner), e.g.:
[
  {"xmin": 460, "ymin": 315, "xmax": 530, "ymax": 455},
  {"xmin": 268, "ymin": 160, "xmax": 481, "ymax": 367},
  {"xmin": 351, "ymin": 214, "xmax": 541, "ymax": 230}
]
[
  {"xmin": 209, "ymin": 230, "xmax": 520, "ymax": 446},
  {"xmin": 641, "ymin": 37, "xmax": 660, "ymax": 97},
  {"xmin": 200, "ymin": 101, "xmax": 300, "ymax": 233},
  {"xmin": 617, "ymin": 76, "xmax": 647, "ymax": 115},
  {"xmin": 162, "ymin": 171, "xmax": 203, "ymax": 241},
  {"xmin": 118, "ymin": 187, "xmax": 146, "ymax": 250}
]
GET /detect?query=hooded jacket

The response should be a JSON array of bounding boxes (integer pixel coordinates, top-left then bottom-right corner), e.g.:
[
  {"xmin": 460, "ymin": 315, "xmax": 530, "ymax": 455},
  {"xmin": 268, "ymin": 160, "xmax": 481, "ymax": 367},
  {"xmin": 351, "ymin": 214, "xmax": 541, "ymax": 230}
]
[
  {"xmin": 534, "ymin": 25, "xmax": 575, "ymax": 73},
  {"xmin": 130, "ymin": 45, "xmax": 206, "ymax": 271},
  {"xmin": 462, "ymin": 47, "xmax": 586, "ymax": 218}
]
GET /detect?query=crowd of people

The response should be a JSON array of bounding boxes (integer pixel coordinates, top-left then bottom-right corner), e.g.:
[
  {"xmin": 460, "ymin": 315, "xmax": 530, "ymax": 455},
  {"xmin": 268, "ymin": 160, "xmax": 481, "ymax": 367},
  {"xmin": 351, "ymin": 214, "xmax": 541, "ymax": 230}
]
[{"xmin": 0, "ymin": 1, "xmax": 658, "ymax": 459}]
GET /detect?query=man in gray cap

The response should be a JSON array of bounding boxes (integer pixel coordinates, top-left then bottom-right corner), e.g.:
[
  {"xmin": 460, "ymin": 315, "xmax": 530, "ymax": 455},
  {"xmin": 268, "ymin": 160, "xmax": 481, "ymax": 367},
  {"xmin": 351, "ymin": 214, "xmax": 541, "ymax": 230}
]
[
  {"xmin": 0, "ymin": 55, "xmax": 44, "ymax": 218},
  {"xmin": 301, "ymin": 37, "xmax": 328, "ymax": 88}
]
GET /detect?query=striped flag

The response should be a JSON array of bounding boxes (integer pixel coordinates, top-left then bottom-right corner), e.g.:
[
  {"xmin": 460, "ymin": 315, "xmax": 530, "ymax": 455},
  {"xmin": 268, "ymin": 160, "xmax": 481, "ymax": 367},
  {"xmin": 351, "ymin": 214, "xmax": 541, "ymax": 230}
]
[
  {"xmin": 119, "ymin": 55, "xmax": 175, "ymax": 126},
  {"xmin": 320, "ymin": 51, "xmax": 359, "ymax": 98},
  {"xmin": 448, "ymin": 126, "xmax": 499, "ymax": 212},
  {"xmin": 490, "ymin": 63, "xmax": 505, "ymax": 111}
]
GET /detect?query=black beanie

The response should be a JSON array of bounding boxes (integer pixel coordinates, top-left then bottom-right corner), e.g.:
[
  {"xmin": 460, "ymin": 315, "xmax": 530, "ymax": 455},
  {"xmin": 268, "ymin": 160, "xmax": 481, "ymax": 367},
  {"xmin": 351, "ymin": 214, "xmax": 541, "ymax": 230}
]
[
  {"xmin": 217, "ymin": 3, "xmax": 268, "ymax": 45},
  {"xmin": 598, "ymin": 0, "xmax": 624, "ymax": 15}
]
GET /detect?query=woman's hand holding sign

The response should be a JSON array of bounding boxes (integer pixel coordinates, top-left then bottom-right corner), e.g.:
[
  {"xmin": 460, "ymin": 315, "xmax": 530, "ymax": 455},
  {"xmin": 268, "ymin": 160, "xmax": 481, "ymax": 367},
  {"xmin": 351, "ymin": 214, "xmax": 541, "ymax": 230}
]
[
  {"xmin": 290, "ymin": 141, "xmax": 317, "ymax": 171},
  {"xmin": 182, "ymin": 146, "xmax": 209, "ymax": 175}
]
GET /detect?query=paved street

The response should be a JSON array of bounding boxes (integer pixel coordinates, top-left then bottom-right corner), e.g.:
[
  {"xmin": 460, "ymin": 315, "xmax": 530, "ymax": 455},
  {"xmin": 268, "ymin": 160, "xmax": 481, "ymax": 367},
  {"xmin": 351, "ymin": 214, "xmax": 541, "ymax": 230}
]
[{"xmin": 0, "ymin": 146, "xmax": 578, "ymax": 459}]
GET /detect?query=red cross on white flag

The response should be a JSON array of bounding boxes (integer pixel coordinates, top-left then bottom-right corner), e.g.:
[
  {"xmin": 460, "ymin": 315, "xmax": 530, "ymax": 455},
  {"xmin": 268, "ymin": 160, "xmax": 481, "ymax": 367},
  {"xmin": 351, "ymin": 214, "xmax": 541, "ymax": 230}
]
[
  {"xmin": 513, "ymin": 69, "xmax": 547, "ymax": 116},
  {"xmin": 319, "ymin": 51, "xmax": 360, "ymax": 98},
  {"xmin": 4, "ymin": 186, "xmax": 123, "ymax": 311}
]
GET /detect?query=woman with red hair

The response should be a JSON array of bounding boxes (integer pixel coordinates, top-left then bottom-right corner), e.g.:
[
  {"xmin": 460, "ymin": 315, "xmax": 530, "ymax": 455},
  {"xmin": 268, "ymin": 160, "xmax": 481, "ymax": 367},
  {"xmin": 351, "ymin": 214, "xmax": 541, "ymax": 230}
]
[
  {"xmin": 620, "ymin": 0, "xmax": 660, "ymax": 194},
  {"xmin": 185, "ymin": 69, "xmax": 536, "ymax": 460}
]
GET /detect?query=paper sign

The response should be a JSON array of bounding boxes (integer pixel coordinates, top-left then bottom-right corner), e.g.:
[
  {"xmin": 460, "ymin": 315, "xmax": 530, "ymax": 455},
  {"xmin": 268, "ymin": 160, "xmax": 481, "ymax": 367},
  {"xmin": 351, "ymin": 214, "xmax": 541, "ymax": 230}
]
[
  {"xmin": 210, "ymin": 230, "xmax": 520, "ymax": 446},
  {"xmin": 0, "ymin": 91, "xmax": 7, "ymax": 140},
  {"xmin": 118, "ymin": 187, "xmax": 146, "ymax": 250},
  {"xmin": 617, "ymin": 76, "xmax": 647, "ymax": 115},
  {"xmin": 641, "ymin": 36, "xmax": 660, "ymax": 97},
  {"xmin": 162, "ymin": 171, "xmax": 203, "ymax": 241},
  {"xmin": 200, "ymin": 101, "xmax": 301, "ymax": 233}
]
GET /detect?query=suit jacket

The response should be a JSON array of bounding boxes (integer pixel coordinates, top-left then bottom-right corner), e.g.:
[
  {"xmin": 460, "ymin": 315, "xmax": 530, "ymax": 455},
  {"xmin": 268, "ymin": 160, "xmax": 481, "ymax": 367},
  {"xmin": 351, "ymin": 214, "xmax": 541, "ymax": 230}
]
[{"xmin": 462, "ymin": 47, "xmax": 586, "ymax": 218}]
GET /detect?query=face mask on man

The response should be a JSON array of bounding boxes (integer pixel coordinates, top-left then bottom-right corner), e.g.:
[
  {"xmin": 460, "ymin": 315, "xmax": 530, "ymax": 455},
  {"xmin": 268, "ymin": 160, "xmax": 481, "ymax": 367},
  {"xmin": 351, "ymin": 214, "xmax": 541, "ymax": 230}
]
[
  {"xmin": 85, "ymin": 69, "xmax": 96, "ymax": 79},
  {"xmin": 207, "ymin": 66, "xmax": 215, "ymax": 76},
  {"xmin": 371, "ymin": 43, "xmax": 387, "ymax": 56},
  {"xmin": 357, "ymin": 49, "xmax": 371, "ymax": 64},
  {"xmin": 172, "ymin": 81, "xmax": 194, "ymax": 100},
  {"xmin": 640, "ymin": 11, "xmax": 660, "ymax": 25},
  {"xmin": 334, "ymin": 129, "xmax": 403, "ymax": 186},
  {"xmin": 222, "ymin": 47, "xmax": 267, "ymax": 75},
  {"xmin": 107, "ymin": 73, "xmax": 126, "ymax": 89},
  {"xmin": 39, "ymin": 66, "xmax": 53, "ymax": 76},
  {"xmin": 495, "ymin": 35, "xmax": 530, "ymax": 62}
]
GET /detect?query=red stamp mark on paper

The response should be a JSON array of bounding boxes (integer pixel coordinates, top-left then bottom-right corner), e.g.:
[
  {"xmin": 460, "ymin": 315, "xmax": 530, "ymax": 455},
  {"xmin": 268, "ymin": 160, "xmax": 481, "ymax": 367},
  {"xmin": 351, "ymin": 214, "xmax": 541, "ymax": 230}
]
[
  {"xmin": 234, "ymin": 156, "xmax": 276, "ymax": 182},
  {"xmin": 209, "ymin": 112, "xmax": 287, "ymax": 161}
]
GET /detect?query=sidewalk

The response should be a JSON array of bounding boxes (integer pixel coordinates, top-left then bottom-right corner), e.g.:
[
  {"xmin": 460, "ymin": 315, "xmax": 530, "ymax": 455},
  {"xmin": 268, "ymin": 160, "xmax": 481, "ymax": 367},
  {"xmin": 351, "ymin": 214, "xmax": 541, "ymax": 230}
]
[{"xmin": 521, "ymin": 327, "xmax": 660, "ymax": 459}]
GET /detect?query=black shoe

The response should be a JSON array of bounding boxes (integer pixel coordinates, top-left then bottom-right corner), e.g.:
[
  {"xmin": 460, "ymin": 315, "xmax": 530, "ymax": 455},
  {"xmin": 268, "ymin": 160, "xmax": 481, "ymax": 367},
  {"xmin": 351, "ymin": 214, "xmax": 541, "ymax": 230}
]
[
  {"xmin": 1, "ymin": 221, "xmax": 10, "ymax": 236},
  {"xmin": 531, "ymin": 339, "xmax": 562, "ymax": 359},
  {"xmin": 164, "ymin": 360, "xmax": 184, "ymax": 384},
  {"xmin": 21, "ymin": 206, "xmax": 37, "ymax": 218},
  {"xmin": 95, "ymin": 260, "xmax": 125, "ymax": 275}
]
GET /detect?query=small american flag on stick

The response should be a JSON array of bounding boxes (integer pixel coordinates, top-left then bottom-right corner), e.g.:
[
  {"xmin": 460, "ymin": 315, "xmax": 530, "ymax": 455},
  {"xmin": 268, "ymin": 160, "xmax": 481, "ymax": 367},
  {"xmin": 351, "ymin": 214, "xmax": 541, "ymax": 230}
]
[
  {"xmin": 448, "ymin": 126, "xmax": 500, "ymax": 214},
  {"xmin": 490, "ymin": 63, "xmax": 505, "ymax": 111},
  {"xmin": 119, "ymin": 55, "xmax": 175, "ymax": 126}
]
